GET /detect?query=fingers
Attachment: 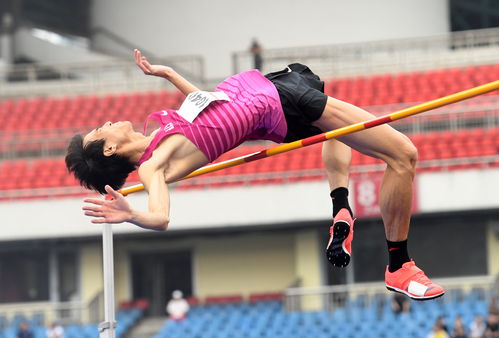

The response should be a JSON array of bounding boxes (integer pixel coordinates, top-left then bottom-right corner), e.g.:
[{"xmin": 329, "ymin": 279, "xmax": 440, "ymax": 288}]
[
  {"xmin": 83, "ymin": 198, "xmax": 105, "ymax": 205},
  {"xmin": 134, "ymin": 49, "xmax": 153, "ymax": 75},
  {"xmin": 140, "ymin": 59, "xmax": 152, "ymax": 74},
  {"xmin": 105, "ymin": 185, "xmax": 123, "ymax": 199},
  {"xmin": 82, "ymin": 205, "xmax": 102, "ymax": 212},
  {"xmin": 84, "ymin": 210, "xmax": 103, "ymax": 217},
  {"xmin": 134, "ymin": 49, "xmax": 144, "ymax": 71},
  {"xmin": 138, "ymin": 62, "xmax": 151, "ymax": 74},
  {"xmin": 83, "ymin": 206, "xmax": 108, "ymax": 223},
  {"xmin": 83, "ymin": 209, "xmax": 106, "ymax": 223},
  {"xmin": 134, "ymin": 49, "xmax": 143, "ymax": 66},
  {"xmin": 141, "ymin": 58, "xmax": 153, "ymax": 73},
  {"xmin": 134, "ymin": 49, "xmax": 139, "ymax": 64},
  {"xmin": 83, "ymin": 204, "xmax": 104, "ymax": 219}
]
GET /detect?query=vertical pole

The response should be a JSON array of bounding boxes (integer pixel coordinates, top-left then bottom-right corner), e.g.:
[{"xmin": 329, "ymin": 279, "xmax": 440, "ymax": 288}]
[
  {"xmin": 48, "ymin": 249, "xmax": 59, "ymax": 322},
  {"xmin": 99, "ymin": 223, "xmax": 116, "ymax": 338}
]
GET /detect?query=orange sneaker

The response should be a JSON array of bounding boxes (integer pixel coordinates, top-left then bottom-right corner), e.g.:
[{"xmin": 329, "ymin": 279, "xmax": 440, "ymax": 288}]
[
  {"xmin": 326, "ymin": 208, "xmax": 355, "ymax": 268},
  {"xmin": 385, "ymin": 260, "xmax": 445, "ymax": 300}
]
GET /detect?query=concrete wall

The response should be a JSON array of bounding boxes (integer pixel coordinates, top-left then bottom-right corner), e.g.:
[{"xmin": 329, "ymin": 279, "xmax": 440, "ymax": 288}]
[
  {"xmin": 488, "ymin": 221, "xmax": 499, "ymax": 277},
  {"xmin": 194, "ymin": 232, "xmax": 297, "ymax": 297},
  {"xmin": 14, "ymin": 27, "xmax": 113, "ymax": 65},
  {"xmin": 114, "ymin": 246, "xmax": 131, "ymax": 306},
  {"xmin": 111, "ymin": 232, "xmax": 304, "ymax": 301},
  {"xmin": 113, "ymin": 230, "xmax": 324, "ymax": 301},
  {"xmin": 91, "ymin": 0, "xmax": 449, "ymax": 78},
  {"xmin": 294, "ymin": 229, "xmax": 323, "ymax": 310},
  {"xmin": 79, "ymin": 242, "xmax": 103, "ymax": 320}
]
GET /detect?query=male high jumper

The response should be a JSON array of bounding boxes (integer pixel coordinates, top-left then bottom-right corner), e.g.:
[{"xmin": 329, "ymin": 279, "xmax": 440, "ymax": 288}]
[{"xmin": 66, "ymin": 50, "xmax": 444, "ymax": 300}]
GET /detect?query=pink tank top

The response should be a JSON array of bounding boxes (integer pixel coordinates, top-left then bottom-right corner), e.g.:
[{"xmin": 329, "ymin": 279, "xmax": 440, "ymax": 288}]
[{"xmin": 137, "ymin": 70, "xmax": 287, "ymax": 164}]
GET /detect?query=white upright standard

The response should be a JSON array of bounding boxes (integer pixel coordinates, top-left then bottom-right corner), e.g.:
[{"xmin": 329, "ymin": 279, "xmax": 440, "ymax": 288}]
[{"xmin": 99, "ymin": 223, "xmax": 117, "ymax": 338}]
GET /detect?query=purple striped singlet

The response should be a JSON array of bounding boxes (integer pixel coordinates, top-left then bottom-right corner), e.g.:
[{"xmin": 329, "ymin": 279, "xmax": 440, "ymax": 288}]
[{"xmin": 137, "ymin": 70, "xmax": 287, "ymax": 165}]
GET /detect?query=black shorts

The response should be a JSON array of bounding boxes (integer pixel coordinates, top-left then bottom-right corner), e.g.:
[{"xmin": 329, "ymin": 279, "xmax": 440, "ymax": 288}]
[{"xmin": 265, "ymin": 63, "xmax": 328, "ymax": 142}]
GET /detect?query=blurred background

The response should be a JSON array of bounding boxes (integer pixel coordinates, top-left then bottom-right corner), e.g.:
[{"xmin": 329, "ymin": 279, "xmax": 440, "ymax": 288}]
[{"xmin": 0, "ymin": 0, "xmax": 498, "ymax": 337}]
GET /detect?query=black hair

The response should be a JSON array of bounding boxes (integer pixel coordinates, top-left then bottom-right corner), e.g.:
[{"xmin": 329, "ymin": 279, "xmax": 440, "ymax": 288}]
[{"xmin": 65, "ymin": 134, "xmax": 136, "ymax": 194}]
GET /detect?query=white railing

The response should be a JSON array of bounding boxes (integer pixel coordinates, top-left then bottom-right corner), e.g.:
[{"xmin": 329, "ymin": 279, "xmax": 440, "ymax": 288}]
[
  {"xmin": 233, "ymin": 27, "xmax": 499, "ymax": 78},
  {"xmin": 0, "ymin": 54, "xmax": 205, "ymax": 98},
  {"xmin": 0, "ymin": 300, "xmax": 92, "ymax": 326},
  {"xmin": 0, "ymin": 289, "xmax": 105, "ymax": 326},
  {"xmin": 284, "ymin": 275, "xmax": 495, "ymax": 312},
  {"xmin": 1, "ymin": 28, "xmax": 498, "ymax": 98}
]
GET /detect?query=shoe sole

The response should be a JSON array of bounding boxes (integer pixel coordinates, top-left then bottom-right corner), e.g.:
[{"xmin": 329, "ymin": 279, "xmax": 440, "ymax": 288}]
[
  {"xmin": 326, "ymin": 220, "xmax": 351, "ymax": 268},
  {"xmin": 386, "ymin": 285, "xmax": 445, "ymax": 301}
]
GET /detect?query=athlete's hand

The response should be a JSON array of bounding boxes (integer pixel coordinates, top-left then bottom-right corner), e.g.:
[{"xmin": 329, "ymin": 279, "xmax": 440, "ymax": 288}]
[
  {"xmin": 82, "ymin": 185, "xmax": 133, "ymax": 224},
  {"xmin": 134, "ymin": 49, "xmax": 173, "ymax": 78}
]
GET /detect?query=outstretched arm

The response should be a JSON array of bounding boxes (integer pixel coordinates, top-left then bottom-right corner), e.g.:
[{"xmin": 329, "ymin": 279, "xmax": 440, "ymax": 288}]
[
  {"xmin": 134, "ymin": 49, "xmax": 200, "ymax": 95},
  {"xmin": 82, "ymin": 175, "xmax": 170, "ymax": 231}
]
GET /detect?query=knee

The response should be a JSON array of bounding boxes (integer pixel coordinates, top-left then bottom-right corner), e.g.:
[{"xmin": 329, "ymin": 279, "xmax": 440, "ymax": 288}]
[
  {"xmin": 323, "ymin": 151, "xmax": 350, "ymax": 170},
  {"xmin": 403, "ymin": 142, "xmax": 418, "ymax": 169},
  {"xmin": 388, "ymin": 138, "xmax": 418, "ymax": 175},
  {"xmin": 321, "ymin": 141, "xmax": 352, "ymax": 171}
]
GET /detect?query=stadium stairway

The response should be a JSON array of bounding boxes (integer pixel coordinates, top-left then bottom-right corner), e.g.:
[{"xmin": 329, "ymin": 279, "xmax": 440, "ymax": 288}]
[{"xmin": 124, "ymin": 317, "xmax": 166, "ymax": 338}]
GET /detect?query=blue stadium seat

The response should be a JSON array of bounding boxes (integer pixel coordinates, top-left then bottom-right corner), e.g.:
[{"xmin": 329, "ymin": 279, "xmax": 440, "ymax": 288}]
[{"xmin": 146, "ymin": 290, "xmax": 499, "ymax": 337}]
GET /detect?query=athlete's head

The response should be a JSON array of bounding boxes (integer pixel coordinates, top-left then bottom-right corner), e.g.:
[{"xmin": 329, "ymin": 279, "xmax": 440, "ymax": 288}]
[{"xmin": 65, "ymin": 121, "xmax": 137, "ymax": 194}]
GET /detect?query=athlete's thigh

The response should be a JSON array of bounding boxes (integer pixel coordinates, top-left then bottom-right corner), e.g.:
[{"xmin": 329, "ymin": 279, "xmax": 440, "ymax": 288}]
[{"xmin": 312, "ymin": 97, "xmax": 414, "ymax": 161}]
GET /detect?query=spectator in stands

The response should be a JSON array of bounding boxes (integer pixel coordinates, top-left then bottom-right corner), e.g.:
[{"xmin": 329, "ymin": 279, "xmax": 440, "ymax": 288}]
[
  {"xmin": 485, "ymin": 312, "xmax": 499, "ymax": 337},
  {"xmin": 451, "ymin": 316, "xmax": 468, "ymax": 338},
  {"xmin": 16, "ymin": 322, "xmax": 33, "ymax": 338},
  {"xmin": 489, "ymin": 297, "xmax": 499, "ymax": 316},
  {"xmin": 391, "ymin": 293, "xmax": 410, "ymax": 314},
  {"xmin": 249, "ymin": 38, "xmax": 263, "ymax": 71},
  {"xmin": 166, "ymin": 290, "xmax": 190, "ymax": 321},
  {"xmin": 469, "ymin": 315, "xmax": 486, "ymax": 338},
  {"xmin": 69, "ymin": 49, "xmax": 444, "ymax": 301},
  {"xmin": 46, "ymin": 322, "xmax": 64, "ymax": 338},
  {"xmin": 428, "ymin": 316, "xmax": 449, "ymax": 338}
]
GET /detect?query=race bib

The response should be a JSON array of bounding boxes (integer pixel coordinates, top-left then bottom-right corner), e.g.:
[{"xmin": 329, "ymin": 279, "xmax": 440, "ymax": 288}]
[{"xmin": 177, "ymin": 91, "xmax": 231, "ymax": 123}]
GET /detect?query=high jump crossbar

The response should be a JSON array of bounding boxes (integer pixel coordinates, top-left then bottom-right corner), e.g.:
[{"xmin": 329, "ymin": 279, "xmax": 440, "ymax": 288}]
[
  {"xmin": 118, "ymin": 79, "xmax": 499, "ymax": 196},
  {"xmin": 99, "ymin": 79, "xmax": 499, "ymax": 338}
]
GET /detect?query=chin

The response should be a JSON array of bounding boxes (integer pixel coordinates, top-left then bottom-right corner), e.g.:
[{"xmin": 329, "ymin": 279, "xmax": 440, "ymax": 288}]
[{"xmin": 121, "ymin": 121, "xmax": 134, "ymax": 131}]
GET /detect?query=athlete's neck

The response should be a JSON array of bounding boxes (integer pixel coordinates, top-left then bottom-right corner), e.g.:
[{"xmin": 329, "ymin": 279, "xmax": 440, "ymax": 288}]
[{"xmin": 119, "ymin": 132, "xmax": 155, "ymax": 163}]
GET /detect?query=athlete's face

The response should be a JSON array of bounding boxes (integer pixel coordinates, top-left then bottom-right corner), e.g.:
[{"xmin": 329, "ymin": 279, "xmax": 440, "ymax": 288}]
[{"xmin": 83, "ymin": 121, "xmax": 134, "ymax": 156}]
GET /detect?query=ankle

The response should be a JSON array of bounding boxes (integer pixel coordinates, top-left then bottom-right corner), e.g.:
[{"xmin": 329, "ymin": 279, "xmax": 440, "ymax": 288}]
[
  {"xmin": 331, "ymin": 187, "xmax": 353, "ymax": 217},
  {"xmin": 387, "ymin": 239, "xmax": 410, "ymax": 272}
]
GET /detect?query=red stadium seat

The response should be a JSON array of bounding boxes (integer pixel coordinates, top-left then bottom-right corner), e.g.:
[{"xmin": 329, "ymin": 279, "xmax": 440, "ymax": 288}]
[
  {"xmin": 187, "ymin": 296, "xmax": 200, "ymax": 306},
  {"xmin": 1, "ymin": 62, "xmax": 498, "ymax": 199},
  {"xmin": 204, "ymin": 295, "xmax": 244, "ymax": 305},
  {"xmin": 248, "ymin": 292, "xmax": 284, "ymax": 303}
]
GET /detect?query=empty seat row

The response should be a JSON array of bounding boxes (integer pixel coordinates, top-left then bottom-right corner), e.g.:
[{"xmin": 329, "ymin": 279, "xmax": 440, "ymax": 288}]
[
  {"xmin": 327, "ymin": 64, "xmax": 499, "ymax": 107},
  {"xmin": 0, "ymin": 63, "xmax": 497, "ymax": 133},
  {"xmin": 0, "ymin": 127, "xmax": 497, "ymax": 197},
  {"xmin": 0, "ymin": 91, "xmax": 185, "ymax": 131}
]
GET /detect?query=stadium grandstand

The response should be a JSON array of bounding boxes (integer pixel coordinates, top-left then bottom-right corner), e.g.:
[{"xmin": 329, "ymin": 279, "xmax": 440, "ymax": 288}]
[{"xmin": 0, "ymin": 0, "xmax": 499, "ymax": 337}]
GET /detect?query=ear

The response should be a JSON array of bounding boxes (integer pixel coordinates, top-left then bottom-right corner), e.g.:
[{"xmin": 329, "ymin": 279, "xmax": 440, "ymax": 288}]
[{"xmin": 103, "ymin": 143, "xmax": 117, "ymax": 157}]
